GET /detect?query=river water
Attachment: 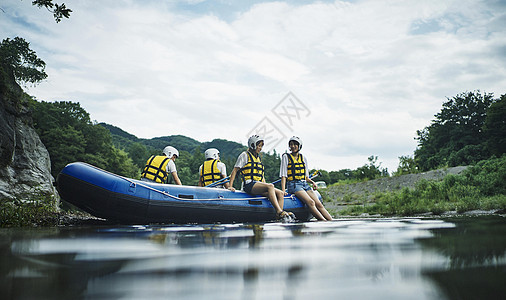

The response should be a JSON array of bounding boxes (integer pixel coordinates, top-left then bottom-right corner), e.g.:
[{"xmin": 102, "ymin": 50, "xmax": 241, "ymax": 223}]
[{"xmin": 1, "ymin": 216, "xmax": 505, "ymax": 299}]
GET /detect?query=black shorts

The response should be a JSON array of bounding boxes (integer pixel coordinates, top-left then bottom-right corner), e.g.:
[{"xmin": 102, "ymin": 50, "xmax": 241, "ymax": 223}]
[{"xmin": 243, "ymin": 181, "xmax": 258, "ymax": 194}]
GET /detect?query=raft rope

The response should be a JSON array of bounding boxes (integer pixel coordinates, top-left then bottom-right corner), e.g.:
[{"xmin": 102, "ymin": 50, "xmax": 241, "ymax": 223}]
[{"xmin": 119, "ymin": 176, "xmax": 296, "ymax": 202}]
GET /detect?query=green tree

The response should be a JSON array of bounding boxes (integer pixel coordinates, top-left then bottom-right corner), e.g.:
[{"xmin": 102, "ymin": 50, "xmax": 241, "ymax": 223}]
[
  {"xmin": 483, "ymin": 94, "xmax": 506, "ymax": 157},
  {"xmin": 0, "ymin": 37, "xmax": 47, "ymax": 85},
  {"xmin": 31, "ymin": 0, "xmax": 72, "ymax": 23},
  {"xmin": 353, "ymin": 155, "xmax": 388, "ymax": 180},
  {"xmin": 128, "ymin": 142, "xmax": 149, "ymax": 168},
  {"xmin": 105, "ymin": 148, "xmax": 139, "ymax": 179},
  {"xmin": 172, "ymin": 150, "xmax": 198, "ymax": 185},
  {"xmin": 177, "ymin": 166, "xmax": 193, "ymax": 185},
  {"xmin": 415, "ymin": 91, "xmax": 494, "ymax": 171},
  {"xmin": 44, "ymin": 126, "xmax": 85, "ymax": 174},
  {"xmin": 190, "ymin": 147, "xmax": 205, "ymax": 175},
  {"xmin": 262, "ymin": 151, "xmax": 281, "ymax": 183},
  {"xmin": 30, "ymin": 99, "xmax": 137, "ymax": 178},
  {"xmin": 329, "ymin": 169, "xmax": 354, "ymax": 183},
  {"xmin": 31, "ymin": 100, "xmax": 90, "ymax": 132},
  {"xmin": 394, "ymin": 155, "xmax": 418, "ymax": 176},
  {"xmin": 82, "ymin": 121, "xmax": 112, "ymax": 154},
  {"xmin": 318, "ymin": 170, "xmax": 330, "ymax": 185}
]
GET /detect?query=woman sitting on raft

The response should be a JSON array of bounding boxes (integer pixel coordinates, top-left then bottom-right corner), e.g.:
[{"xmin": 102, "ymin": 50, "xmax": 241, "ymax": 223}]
[
  {"xmin": 280, "ymin": 136, "xmax": 332, "ymax": 221},
  {"xmin": 228, "ymin": 135, "xmax": 292, "ymax": 220}
]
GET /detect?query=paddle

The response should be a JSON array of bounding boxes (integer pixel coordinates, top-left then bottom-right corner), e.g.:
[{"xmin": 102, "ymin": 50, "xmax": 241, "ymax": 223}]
[
  {"xmin": 205, "ymin": 176, "xmax": 230, "ymax": 188},
  {"xmin": 270, "ymin": 170, "xmax": 321, "ymax": 184},
  {"xmin": 206, "ymin": 170, "xmax": 321, "ymax": 188}
]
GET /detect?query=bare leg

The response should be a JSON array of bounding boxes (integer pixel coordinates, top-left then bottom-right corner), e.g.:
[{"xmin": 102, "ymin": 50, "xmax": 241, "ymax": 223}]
[
  {"xmin": 307, "ymin": 190, "xmax": 333, "ymax": 220},
  {"xmin": 294, "ymin": 190, "xmax": 327, "ymax": 221},
  {"xmin": 275, "ymin": 188, "xmax": 285, "ymax": 209},
  {"xmin": 251, "ymin": 182, "xmax": 283, "ymax": 214}
]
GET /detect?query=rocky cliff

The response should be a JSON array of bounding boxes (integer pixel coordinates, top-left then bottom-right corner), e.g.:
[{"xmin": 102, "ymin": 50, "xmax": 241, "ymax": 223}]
[{"xmin": 0, "ymin": 65, "xmax": 57, "ymax": 204}]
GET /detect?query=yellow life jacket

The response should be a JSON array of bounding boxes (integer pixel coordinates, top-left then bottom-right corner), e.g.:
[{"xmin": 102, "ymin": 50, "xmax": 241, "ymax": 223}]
[
  {"xmin": 286, "ymin": 153, "xmax": 306, "ymax": 181},
  {"xmin": 141, "ymin": 155, "xmax": 170, "ymax": 183},
  {"xmin": 240, "ymin": 151, "xmax": 264, "ymax": 182},
  {"xmin": 200, "ymin": 159, "xmax": 222, "ymax": 186}
]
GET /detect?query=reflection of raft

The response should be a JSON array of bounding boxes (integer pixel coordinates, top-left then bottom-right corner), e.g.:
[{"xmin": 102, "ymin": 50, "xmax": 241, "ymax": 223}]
[{"xmin": 56, "ymin": 162, "xmax": 312, "ymax": 224}]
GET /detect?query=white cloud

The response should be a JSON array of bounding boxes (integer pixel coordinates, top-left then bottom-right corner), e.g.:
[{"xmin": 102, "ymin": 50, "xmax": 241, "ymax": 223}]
[{"xmin": 2, "ymin": 0, "xmax": 505, "ymax": 173}]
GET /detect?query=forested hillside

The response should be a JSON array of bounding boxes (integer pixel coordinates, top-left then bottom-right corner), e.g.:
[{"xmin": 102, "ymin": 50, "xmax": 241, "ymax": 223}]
[{"xmin": 99, "ymin": 123, "xmax": 245, "ymax": 160}]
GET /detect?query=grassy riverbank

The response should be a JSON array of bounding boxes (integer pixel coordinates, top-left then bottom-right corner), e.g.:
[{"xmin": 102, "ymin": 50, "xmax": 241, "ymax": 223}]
[
  {"xmin": 323, "ymin": 156, "xmax": 506, "ymax": 216},
  {"xmin": 0, "ymin": 200, "xmax": 109, "ymax": 227},
  {"xmin": 0, "ymin": 192, "xmax": 109, "ymax": 227},
  {"xmin": 1, "ymin": 193, "xmax": 59, "ymax": 227}
]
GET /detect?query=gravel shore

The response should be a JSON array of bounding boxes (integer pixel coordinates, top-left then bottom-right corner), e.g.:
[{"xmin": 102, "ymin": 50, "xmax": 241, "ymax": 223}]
[{"xmin": 321, "ymin": 166, "xmax": 469, "ymax": 212}]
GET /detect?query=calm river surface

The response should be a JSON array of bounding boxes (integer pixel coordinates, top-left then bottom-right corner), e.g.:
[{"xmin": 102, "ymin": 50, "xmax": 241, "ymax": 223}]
[{"xmin": 1, "ymin": 216, "xmax": 505, "ymax": 299}]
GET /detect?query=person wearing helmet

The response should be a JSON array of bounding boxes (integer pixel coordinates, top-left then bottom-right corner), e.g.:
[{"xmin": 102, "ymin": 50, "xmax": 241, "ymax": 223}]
[
  {"xmin": 228, "ymin": 135, "xmax": 290, "ymax": 220},
  {"xmin": 198, "ymin": 148, "xmax": 229, "ymax": 188},
  {"xmin": 280, "ymin": 136, "xmax": 332, "ymax": 221},
  {"xmin": 140, "ymin": 145, "xmax": 182, "ymax": 185}
]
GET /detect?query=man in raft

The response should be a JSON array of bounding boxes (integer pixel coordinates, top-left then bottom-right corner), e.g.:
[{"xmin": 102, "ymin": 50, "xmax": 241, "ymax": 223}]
[
  {"xmin": 140, "ymin": 145, "xmax": 182, "ymax": 185},
  {"xmin": 198, "ymin": 148, "xmax": 230, "ymax": 188}
]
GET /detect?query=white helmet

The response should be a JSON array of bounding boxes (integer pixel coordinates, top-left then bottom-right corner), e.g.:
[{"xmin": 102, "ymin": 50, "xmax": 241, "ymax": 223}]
[
  {"xmin": 204, "ymin": 148, "xmax": 220, "ymax": 160},
  {"xmin": 248, "ymin": 134, "xmax": 264, "ymax": 150},
  {"xmin": 289, "ymin": 136, "xmax": 302, "ymax": 150},
  {"xmin": 163, "ymin": 146, "xmax": 179, "ymax": 158}
]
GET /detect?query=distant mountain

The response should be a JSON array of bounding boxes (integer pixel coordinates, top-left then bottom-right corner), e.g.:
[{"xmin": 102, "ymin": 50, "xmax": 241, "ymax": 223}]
[
  {"xmin": 100, "ymin": 123, "xmax": 138, "ymax": 141},
  {"xmin": 99, "ymin": 123, "xmax": 246, "ymax": 159},
  {"xmin": 142, "ymin": 135, "xmax": 202, "ymax": 153},
  {"xmin": 202, "ymin": 138, "xmax": 246, "ymax": 159}
]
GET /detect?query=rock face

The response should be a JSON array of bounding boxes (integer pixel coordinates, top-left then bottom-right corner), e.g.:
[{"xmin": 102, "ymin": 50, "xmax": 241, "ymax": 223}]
[{"xmin": 0, "ymin": 66, "xmax": 57, "ymax": 203}]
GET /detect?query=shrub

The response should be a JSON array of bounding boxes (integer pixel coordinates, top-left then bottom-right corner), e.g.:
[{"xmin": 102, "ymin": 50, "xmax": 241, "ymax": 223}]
[
  {"xmin": 465, "ymin": 155, "xmax": 506, "ymax": 195},
  {"xmin": 0, "ymin": 191, "xmax": 59, "ymax": 227}
]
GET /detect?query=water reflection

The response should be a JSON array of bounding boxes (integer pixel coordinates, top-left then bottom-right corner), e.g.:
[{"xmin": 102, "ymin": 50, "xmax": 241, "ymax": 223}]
[
  {"xmin": 418, "ymin": 216, "xmax": 506, "ymax": 300},
  {"xmin": 1, "ymin": 216, "xmax": 505, "ymax": 299}
]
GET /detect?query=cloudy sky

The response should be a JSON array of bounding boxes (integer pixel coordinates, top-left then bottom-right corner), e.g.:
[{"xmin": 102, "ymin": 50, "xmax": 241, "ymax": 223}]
[{"xmin": 2, "ymin": 0, "xmax": 506, "ymax": 172}]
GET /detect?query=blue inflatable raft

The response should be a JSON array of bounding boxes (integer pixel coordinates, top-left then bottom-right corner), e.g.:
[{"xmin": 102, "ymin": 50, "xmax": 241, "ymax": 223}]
[{"xmin": 56, "ymin": 162, "xmax": 312, "ymax": 224}]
